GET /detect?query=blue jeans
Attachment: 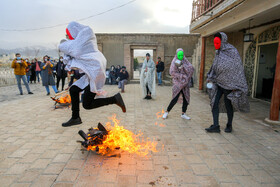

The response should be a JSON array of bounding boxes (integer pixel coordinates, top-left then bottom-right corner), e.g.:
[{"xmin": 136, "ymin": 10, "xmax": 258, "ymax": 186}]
[
  {"xmin": 45, "ymin": 85, "xmax": 58, "ymax": 94},
  {"xmin": 36, "ymin": 71, "xmax": 41, "ymax": 82},
  {"xmin": 157, "ymin": 72, "xmax": 162, "ymax": 85},
  {"xmin": 27, "ymin": 76, "xmax": 30, "ymax": 83},
  {"xmin": 118, "ymin": 79, "xmax": 127, "ymax": 92},
  {"xmin": 15, "ymin": 75, "xmax": 30, "ymax": 94}
]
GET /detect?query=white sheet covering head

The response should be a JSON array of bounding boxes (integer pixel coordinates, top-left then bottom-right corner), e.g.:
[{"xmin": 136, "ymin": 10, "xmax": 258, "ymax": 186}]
[{"xmin": 59, "ymin": 21, "xmax": 106, "ymax": 94}]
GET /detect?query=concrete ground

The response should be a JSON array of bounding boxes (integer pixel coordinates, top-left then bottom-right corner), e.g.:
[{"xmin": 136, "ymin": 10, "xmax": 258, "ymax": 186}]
[{"xmin": 0, "ymin": 83, "xmax": 280, "ymax": 187}]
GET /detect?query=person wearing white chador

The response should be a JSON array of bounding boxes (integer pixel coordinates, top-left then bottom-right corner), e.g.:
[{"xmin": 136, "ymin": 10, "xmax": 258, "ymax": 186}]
[
  {"xmin": 140, "ymin": 53, "xmax": 156, "ymax": 99},
  {"xmin": 59, "ymin": 21, "xmax": 126, "ymax": 127}
]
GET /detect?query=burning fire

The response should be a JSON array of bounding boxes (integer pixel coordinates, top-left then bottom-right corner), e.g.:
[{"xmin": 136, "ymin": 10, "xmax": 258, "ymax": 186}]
[
  {"xmin": 86, "ymin": 114, "xmax": 158, "ymax": 156},
  {"xmin": 51, "ymin": 94, "xmax": 71, "ymax": 104},
  {"xmin": 156, "ymin": 109, "xmax": 165, "ymax": 119},
  {"xmin": 155, "ymin": 122, "xmax": 165, "ymax": 127}
]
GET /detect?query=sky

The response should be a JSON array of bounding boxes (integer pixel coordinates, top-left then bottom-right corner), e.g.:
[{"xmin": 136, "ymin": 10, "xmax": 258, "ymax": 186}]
[{"xmin": 0, "ymin": 0, "xmax": 193, "ymax": 49}]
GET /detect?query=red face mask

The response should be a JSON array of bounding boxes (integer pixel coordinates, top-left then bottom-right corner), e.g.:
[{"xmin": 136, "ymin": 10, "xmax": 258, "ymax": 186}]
[
  {"xmin": 66, "ymin": 28, "xmax": 74, "ymax": 40},
  {"xmin": 214, "ymin": 37, "xmax": 221, "ymax": 50}
]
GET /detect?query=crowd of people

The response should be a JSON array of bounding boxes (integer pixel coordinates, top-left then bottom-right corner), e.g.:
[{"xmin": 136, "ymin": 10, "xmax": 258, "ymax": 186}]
[
  {"xmin": 11, "ymin": 20, "xmax": 250, "ymax": 134},
  {"xmin": 11, "ymin": 54, "xmax": 70, "ymax": 95}
]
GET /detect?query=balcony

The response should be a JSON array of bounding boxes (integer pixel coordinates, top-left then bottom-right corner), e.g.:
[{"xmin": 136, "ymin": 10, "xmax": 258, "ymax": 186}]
[{"xmin": 191, "ymin": 0, "xmax": 224, "ymax": 23}]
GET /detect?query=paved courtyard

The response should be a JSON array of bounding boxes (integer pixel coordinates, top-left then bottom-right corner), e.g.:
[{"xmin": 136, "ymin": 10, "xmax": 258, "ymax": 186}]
[{"xmin": 0, "ymin": 83, "xmax": 280, "ymax": 187}]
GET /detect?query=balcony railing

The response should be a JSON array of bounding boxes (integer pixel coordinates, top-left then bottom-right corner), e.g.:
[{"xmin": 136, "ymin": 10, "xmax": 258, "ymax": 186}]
[{"xmin": 191, "ymin": 0, "xmax": 224, "ymax": 23}]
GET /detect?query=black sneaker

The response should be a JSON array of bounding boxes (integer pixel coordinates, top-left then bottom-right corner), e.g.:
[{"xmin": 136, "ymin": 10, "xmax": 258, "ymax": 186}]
[
  {"xmin": 205, "ymin": 125, "xmax": 220, "ymax": 133},
  {"xmin": 20, "ymin": 92, "xmax": 23, "ymax": 95},
  {"xmin": 47, "ymin": 92, "xmax": 50, "ymax": 96},
  {"xmin": 62, "ymin": 117, "xmax": 82, "ymax": 127},
  {"xmin": 28, "ymin": 92, "xmax": 33, "ymax": 94},
  {"xmin": 147, "ymin": 96, "xmax": 152, "ymax": 100},
  {"xmin": 114, "ymin": 93, "xmax": 126, "ymax": 113},
  {"xmin": 224, "ymin": 124, "xmax": 232, "ymax": 133},
  {"xmin": 144, "ymin": 95, "xmax": 148, "ymax": 99}
]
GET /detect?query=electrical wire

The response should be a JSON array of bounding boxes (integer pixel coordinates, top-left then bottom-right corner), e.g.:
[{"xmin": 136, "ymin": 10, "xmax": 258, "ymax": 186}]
[{"xmin": 0, "ymin": 0, "xmax": 137, "ymax": 32}]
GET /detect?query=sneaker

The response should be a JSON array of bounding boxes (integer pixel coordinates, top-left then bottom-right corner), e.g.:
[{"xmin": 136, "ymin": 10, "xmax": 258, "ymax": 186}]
[
  {"xmin": 205, "ymin": 125, "xmax": 220, "ymax": 133},
  {"xmin": 20, "ymin": 92, "xmax": 23, "ymax": 95},
  {"xmin": 144, "ymin": 95, "xmax": 148, "ymax": 99},
  {"xmin": 162, "ymin": 112, "xmax": 168, "ymax": 119},
  {"xmin": 224, "ymin": 124, "xmax": 232, "ymax": 133},
  {"xmin": 47, "ymin": 93, "xmax": 50, "ymax": 96},
  {"xmin": 28, "ymin": 92, "xmax": 33, "ymax": 94},
  {"xmin": 181, "ymin": 114, "xmax": 191, "ymax": 120},
  {"xmin": 114, "ymin": 93, "xmax": 126, "ymax": 113},
  {"xmin": 147, "ymin": 95, "xmax": 152, "ymax": 100},
  {"xmin": 62, "ymin": 117, "xmax": 82, "ymax": 127}
]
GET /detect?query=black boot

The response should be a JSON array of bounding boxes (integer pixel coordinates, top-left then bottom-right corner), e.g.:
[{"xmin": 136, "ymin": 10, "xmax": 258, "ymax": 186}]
[
  {"xmin": 114, "ymin": 93, "xmax": 126, "ymax": 113},
  {"xmin": 205, "ymin": 125, "xmax": 220, "ymax": 133},
  {"xmin": 224, "ymin": 124, "xmax": 232, "ymax": 133},
  {"xmin": 62, "ymin": 117, "xmax": 82, "ymax": 127}
]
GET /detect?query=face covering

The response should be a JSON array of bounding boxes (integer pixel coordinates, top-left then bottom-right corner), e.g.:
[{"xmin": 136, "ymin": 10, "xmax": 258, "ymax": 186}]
[
  {"xmin": 16, "ymin": 57, "xmax": 21, "ymax": 60},
  {"xmin": 214, "ymin": 37, "xmax": 221, "ymax": 50},
  {"xmin": 66, "ymin": 28, "xmax": 74, "ymax": 40},
  {"xmin": 177, "ymin": 51, "xmax": 184, "ymax": 61},
  {"xmin": 44, "ymin": 59, "xmax": 48, "ymax": 62}
]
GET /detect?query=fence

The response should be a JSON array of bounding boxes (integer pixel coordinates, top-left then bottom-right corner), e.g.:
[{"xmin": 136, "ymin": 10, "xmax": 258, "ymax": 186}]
[
  {"xmin": 191, "ymin": 0, "xmax": 224, "ymax": 23},
  {"xmin": 0, "ymin": 68, "xmax": 17, "ymax": 86}
]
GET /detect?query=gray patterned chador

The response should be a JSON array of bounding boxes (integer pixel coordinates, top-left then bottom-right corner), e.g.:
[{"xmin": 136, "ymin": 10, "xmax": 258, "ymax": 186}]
[{"xmin": 206, "ymin": 32, "xmax": 250, "ymax": 133}]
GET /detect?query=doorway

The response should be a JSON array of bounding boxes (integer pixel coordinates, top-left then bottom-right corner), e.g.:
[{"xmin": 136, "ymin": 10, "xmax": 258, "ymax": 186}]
[
  {"xmin": 132, "ymin": 49, "xmax": 154, "ymax": 80},
  {"xmin": 255, "ymin": 43, "xmax": 278, "ymax": 101}
]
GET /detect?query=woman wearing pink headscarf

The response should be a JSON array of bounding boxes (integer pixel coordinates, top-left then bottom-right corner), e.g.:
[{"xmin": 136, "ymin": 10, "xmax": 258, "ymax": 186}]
[{"xmin": 162, "ymin": 48, "xmax": 194, "ymax": 120}]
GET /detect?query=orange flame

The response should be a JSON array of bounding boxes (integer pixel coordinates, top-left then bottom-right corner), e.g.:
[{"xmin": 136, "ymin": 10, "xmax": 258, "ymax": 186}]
[
  {"xmin": 87, "ymin": 114, "xmax": 158, "ymax": 156},
  {"xmin": 156, "ymin": 109, "xmax": 165, "ymax": 119},
  {"xmin": 51, "ymin": 94, "xmax": 71, "ymax": 104}
]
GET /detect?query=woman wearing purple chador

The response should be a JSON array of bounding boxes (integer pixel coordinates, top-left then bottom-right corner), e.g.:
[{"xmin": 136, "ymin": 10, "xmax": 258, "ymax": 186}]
[{"xmin": 162, "ymin": 48, "xmax": 194, "ymax": 120}]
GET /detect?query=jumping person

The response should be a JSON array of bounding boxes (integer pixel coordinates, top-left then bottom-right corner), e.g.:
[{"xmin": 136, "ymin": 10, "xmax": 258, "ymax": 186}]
[
  {"xmin": 59, "ymin": 21, "xmax": 126, "ymax": 127},
  {"xmin": 205, "ymin": 32, "xmax": 250, "ymax": 133},
  {"xmin": 162, "ymin": 48, "xmax": 194, "ymax": 120},
  {"xmin": 140, "ymin": 53, "xmax": 156, "ymax": 99}
]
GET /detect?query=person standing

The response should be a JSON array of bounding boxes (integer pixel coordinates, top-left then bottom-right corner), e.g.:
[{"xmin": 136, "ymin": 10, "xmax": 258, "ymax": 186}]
[
  {"xmin": 205, "ymin": 32, "xmax": 250, "ymax": 133},
  {"xmin": 156, "ymin": 57, "xmax": 164, "ymax": 86},
  {"xmin": 34, "ymin": 58, "xmax": 42, "ymax": 83},
  {"xmin": 30, "ymin": 59, "xmax": 36, "ymax": 83},
  {"xmin": 162, "ymin": 49, "xmax": 194, "ymax": 120},
  {"xmin": 118, "ymin": 66, "xmax": 129, "ymax": 93},
  {"xmin": 140, "ymin": 53, "xmax": 156, "ymax": 100},
  {"xmin": 59, "ymin": 21, "xmax": 126, "ymax": 127},
  {"xmin": 40, "ymin": 55, "xmax": 58, "ymax": 95},
  {"xmin": 25, "ymin": 58, "xmax": 31, "ymax": 83},
  {"xmin": 56, "ymin": 56, "xmax": 67, "ymax": 91},
  {"xmin": 11, "ymin": 53, "xmax": 33, "ymax": 95}
]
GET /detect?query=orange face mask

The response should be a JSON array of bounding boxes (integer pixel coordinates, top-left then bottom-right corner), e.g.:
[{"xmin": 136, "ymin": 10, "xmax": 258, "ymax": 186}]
[{"xmin": 214, "ymin": 37, "xmax": 221, "ymax": 50}]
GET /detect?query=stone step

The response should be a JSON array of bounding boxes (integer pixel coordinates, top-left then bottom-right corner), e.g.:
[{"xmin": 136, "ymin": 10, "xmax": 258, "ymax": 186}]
[{"xmin": 129, "ymin": 79, "xmax": 140, "ymax": 84}]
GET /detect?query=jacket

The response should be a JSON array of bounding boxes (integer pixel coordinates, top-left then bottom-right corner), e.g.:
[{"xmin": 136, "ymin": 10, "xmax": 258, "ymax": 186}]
[{"xmin": 11, "ymin": 59, "xmax": 28, "ymax": 75}]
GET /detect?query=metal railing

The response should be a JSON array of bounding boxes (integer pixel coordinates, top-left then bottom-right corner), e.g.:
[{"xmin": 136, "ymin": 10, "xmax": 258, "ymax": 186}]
[{"xmin": 191, "ymin": 0, "xmax": 224, "ymax": 23}]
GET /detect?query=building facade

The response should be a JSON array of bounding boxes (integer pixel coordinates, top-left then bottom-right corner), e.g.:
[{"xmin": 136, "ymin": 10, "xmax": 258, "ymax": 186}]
[{"xmin": 190, "ymin": 0, "xmax": 280, "ymax": 120}]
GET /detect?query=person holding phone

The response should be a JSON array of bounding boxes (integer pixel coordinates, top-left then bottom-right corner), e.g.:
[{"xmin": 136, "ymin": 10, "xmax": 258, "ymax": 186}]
[
  {"xmin": 11, "ymin": 53, "xmax": 33, "ymax": 95},
  {"xmin": 40, "ymin": 55, "xmax": 58, "ymax": 95}
]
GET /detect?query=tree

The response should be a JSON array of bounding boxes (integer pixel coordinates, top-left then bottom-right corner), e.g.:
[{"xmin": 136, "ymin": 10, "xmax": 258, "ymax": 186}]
[{"xmin": 134, "ymin": 58, "xmax": 139, "ymax": 70}]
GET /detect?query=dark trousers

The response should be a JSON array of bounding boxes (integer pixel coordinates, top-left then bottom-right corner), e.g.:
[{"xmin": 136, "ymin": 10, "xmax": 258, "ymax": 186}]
[
  {"xmin": 57, "ymin": 76, "xmax": 66, "ymax": 90},
  {"xmin": 167, "ymin": 91, "xmax": 188, "ymax": 113},
  {"xmin": 70, "ymin": 85, "xmax": 116, "ymax": 119},
  {"xmin": 146, "ymin": 85, "xmax": 151, "ymax": 95},
  {"xmin": 212, "ymin": 86, "xmax": 234, "ymax": 126}
]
